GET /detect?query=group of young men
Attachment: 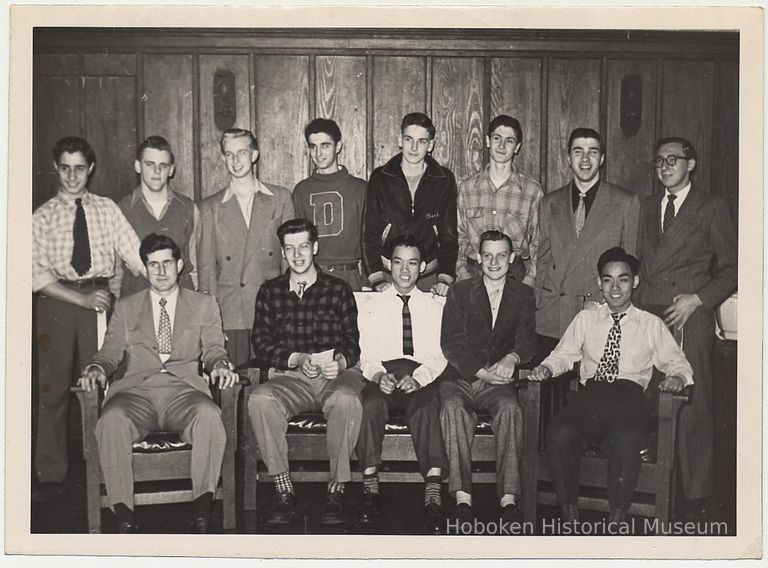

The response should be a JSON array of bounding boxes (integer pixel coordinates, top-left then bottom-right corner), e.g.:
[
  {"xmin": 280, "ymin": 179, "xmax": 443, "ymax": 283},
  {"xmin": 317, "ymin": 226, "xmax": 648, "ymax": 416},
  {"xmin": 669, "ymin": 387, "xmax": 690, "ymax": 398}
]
[{"xmin": 32, "ymin": 109, "xmax": 736, "ymax": 534}]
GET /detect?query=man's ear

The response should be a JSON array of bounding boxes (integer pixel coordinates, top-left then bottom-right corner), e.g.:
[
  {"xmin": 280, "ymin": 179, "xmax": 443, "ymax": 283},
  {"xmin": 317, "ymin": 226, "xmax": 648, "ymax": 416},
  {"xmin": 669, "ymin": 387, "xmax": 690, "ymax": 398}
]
[
  {"xmin": 476, "ymin": 252, "xmax": 483, "ymax": 265},
  {"xmin": 513, "ymin": 142, "xmax": 522, "ymax": 156},
  {"xmin": 312, "ymin": 241, "xmax": 319, "ymax": 255},
  {"xmin": 168, "ymin": 164, "xmax": 176, "ymax": 179},
  {"xmin": 633, "ymin": 275, "xmax": 640, "ymax": 290},
  {"xmin": 485, "ymin": 135, "xmax": 491, "ymax": 149},
  {"xmin": 599, "ymin": 154, "xmax": 606, "ymax": 167},
  {"xmin": 419, "ymin": 261, "xmax": 427, "ymax": 275},
  {"xmin": 687, "ymin": 158, "xmax": 696, "ymax": 173},
  {"xmin": 335, "ymin": 141, "xmax": 343, "ymax": 156},
  {"xmin": 397, "ymin": 134, "xmax": 403, "ymax": 149},
  {"xmin": 134, "ymin": 160, "xmax": 141, "ymax": 175},
  {"xmin": 280, "ymin": 248, "xmax": 287, "ymax": 260},
  {"xmin": 176, "ymin": 258, "xmax": 184, "ymax": 274},
  {"xmin": 251, "ymin": 149, "xmax": 260, "ymax": 163},
  {"xmin": 427, "ymin": 139, "xmax": 435, "ymax": 153}
]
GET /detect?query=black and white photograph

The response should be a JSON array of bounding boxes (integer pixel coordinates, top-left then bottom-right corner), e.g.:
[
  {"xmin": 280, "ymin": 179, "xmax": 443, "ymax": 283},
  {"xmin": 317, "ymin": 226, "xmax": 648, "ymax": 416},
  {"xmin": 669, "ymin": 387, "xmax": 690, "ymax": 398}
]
[{"xmin": 5, "ymin": 3, "xmax": 763, "ymax": 563}]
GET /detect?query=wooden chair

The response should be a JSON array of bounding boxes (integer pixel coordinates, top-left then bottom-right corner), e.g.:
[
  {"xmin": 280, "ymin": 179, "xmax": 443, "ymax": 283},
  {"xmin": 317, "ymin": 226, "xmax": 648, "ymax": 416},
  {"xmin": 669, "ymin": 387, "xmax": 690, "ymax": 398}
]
[
  {"xmin": 72, "ymin": 314, "xmax": 240, "ymax": 533},
  {"xmin": 527, "ymin": 327, "xmax": 692, "ymax": 528},
  {"xmin": 237, "ymin": 368, "xmax": 541, "ymax": 522}
]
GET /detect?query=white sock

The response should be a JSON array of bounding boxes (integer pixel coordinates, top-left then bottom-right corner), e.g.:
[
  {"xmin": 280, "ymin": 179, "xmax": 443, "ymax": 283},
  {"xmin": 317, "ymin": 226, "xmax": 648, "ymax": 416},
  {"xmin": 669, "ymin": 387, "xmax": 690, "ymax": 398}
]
[
  {"xmin": 500, "ymin": 494, "xmax": 517, "ymax": 508},
  {"xmin": 456, "ymin": 491, "xmax": 472, "ymax": 506}
]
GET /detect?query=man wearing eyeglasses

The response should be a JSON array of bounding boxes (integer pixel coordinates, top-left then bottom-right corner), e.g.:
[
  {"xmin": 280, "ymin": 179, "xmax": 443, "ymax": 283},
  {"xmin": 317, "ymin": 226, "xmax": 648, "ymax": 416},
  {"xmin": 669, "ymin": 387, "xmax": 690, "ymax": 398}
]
[
  {"xmin": 198, "ymin": 128, "xmax": 295, "ymax": 366},
  {"xmin": 637, "ymin": 137, "xmax": 737, "ymax": 521}
]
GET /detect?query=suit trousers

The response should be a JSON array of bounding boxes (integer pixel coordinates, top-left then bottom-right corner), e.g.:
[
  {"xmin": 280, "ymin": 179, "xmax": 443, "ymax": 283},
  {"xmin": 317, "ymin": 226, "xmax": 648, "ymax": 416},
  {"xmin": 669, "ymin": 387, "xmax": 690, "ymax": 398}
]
[
  {"xmin": 546, "ymin": 379, "xmax": 652, "ymax": 511},
  {"xmin": 95, "ymin": 374, "xmax": 226, "ymax": 509},
  {"xmin": 355, "ymin": 380, "xmax": 446, "ymax": 479},
  {"xmin": 438, "ymin": 375, "xmax": 523, "ymax": 499},
  {"xmin": 248, "ymin": 368, "xmax": 364, "ymax": 482},
  {"xmin": 34, "ymin": 287, "xmax": 103, "ymax": 483},
  {"xmin": 642, "ymin": 304, "xmax": 714, "ymax": 499}
]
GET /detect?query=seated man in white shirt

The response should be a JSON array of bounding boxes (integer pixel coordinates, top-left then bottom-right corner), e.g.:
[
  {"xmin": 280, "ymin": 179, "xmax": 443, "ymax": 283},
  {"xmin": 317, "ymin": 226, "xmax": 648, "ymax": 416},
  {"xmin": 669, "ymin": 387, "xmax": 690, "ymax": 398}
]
[
  {"xmin": 355, "ymin": 234, "xmax": 448, "ymax": 533},
  {"xmin": 530, "ymin": 246, "xmax": 693, "ymax": 525}
]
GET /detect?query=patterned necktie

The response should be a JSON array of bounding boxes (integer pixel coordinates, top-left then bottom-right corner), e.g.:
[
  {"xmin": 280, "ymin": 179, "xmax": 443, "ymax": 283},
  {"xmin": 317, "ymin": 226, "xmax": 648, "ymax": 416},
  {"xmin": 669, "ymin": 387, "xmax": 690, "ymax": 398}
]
[
  {"xmin": 71, "ymin": 197, "xmax": 92, "ymax": 276},
  {"xmin": 574, "ymin": 192, "xmax": 586, "ymax": 237},
  {"xmin": 398, "ymin": 294, "xmax": 414, "ymax": 356},
  {"xmin": 158, "ymin": 297, "xmax": 172, "ymax": 355},
  {"xmin": 297, "ymin": 281, "xmax": 307, "ymax": 300},
  {"xmin": 663, "ymin": 194, "xmax": 677, "ymax": 233},
  {"xmin": 593, "ymin": 312, "xmax": 626, "ymax": 382}
]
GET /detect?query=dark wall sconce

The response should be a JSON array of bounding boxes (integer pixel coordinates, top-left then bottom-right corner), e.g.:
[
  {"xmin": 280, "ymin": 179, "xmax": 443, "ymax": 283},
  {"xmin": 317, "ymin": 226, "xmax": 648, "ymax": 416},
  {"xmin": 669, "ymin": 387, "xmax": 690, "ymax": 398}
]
[
  {"xmin": 213, "ymin": 69, "xmax": 236, "ymax": 131},
  {"xmin": 620, "ymin": 74, "xmax": 642, "ymax": 136}
]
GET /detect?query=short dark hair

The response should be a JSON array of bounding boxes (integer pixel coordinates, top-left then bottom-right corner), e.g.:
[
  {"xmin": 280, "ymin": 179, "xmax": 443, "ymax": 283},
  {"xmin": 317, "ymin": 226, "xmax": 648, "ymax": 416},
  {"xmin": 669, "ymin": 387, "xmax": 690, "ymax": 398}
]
[
  {"xmin": 567, "ymin": 128, "xmax": 604, "ymax": 154},
  {"xmin": 389, "ymin": 233, "xmax": 424, "ymax": 262},
  {"xmin": 140, "ymin": 233, "xmax": 181, "ymax": 265},
  {"xmin": 137, "ymin": 135, "xmax": 175, "ymax": 164},
  {"xmin": 479, "ymin": 229, "xmax": 514, "ymax": 255},
  {"xmin": 597, "ymin": 247, "xmax": 640, "ymax": 276},
  {"xmin": 401, "ymin": 112, "xmax": 436, "ymax": 140},
  {"xmin": 304, "ymin": 118, "xmax": 342, "ymax": 144},
  {"xmin": 656, "ymin": 137, "xmax": 697, "ymax": 161},
  {"xmin": 53, "ymin": 136, "xmax": 96, "ymax": 166},
  {"xmin": 220, "ymin": 128, "xmax": 258, "ymax": 153},
  {"xmin": 277, "ymin": 218, "xmax": 319, "ymax": 246},
  {"xmin": 488, "ymin": 115, "xmax": 523, "ymax": 145}
]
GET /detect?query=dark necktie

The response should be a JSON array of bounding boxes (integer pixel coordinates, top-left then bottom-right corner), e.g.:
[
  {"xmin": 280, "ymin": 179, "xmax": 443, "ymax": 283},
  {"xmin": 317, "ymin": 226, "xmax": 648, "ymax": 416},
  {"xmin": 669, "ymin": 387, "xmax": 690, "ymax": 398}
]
[
  {"xmin": 71, "ymin": 197, "xmax": 92, "ymax": 276},
  {"xmin": 297, "ymin": 281, "xmax": 307, "ymax": 300},
  {"xmin": 158, "ymin": 297, "xmax": 172, "ymax": 355},
  {"xmin": 593, "ymin": 312, "xmax": 626, "ymax": 382},
  {"xmin": 662, "ymin": 194, "xmax": 677, "ymax": 233},
  {"xmin": 398, "ymin": 294, "xmax": 414, "ymax": 356},
  {"xmin": 574, "ymin": 192, "xmax": 586, "ymax": 237}
]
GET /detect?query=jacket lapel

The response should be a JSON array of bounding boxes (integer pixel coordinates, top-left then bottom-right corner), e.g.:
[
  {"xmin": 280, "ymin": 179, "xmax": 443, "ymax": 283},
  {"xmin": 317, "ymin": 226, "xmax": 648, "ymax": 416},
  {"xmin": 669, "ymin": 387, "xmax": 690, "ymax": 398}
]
[
  {"xmin": 138, "ymin": 291, "xmax": 158, "ymax": 348},
  {"xmin": 649, "ymin": 186, "xmax": 705, "ymax": 274},
  {"xmin": 170, "ymin": 288, "xmax": 192, "ymax": 354},
  {"xmin": 560, "ymin": 184, "xmax": 614, "ymax": 282},
  {"xmin": 470, "ymin": 277, "xmax": 493, "ymax": 332},
  {"xmin": 243, "ymin": 191, "xmax": 276, "ymax": 269}
]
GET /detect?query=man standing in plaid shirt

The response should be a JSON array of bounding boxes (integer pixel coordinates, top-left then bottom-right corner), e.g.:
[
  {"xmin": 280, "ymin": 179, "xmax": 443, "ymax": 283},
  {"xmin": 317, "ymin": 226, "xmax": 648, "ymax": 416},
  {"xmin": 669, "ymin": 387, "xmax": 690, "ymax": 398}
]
[
  {"xmin": 33, "ymin": 136, "xmax": 146, "ymax": 502},
  {"xmin": 248, "ymin": 218, "xmax": 365, "ymax": 525},
  {"xmin": 456, "ymin": 115, "xmax": 543, "ymax": 287}
]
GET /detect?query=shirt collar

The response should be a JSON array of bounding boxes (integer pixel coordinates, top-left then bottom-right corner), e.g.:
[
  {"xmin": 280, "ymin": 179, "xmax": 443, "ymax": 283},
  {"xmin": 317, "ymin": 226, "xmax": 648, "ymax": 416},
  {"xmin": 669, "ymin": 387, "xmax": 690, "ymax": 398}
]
[
  {"xmin": 222, "ymin": 179, "xmax": 274, "ymax": 202},
  {"xmin": 481, "ymin": 163, "xmax": 521, "ymax": 190},
  {"xmin": 150, "ymin": 287, "xmax": 180, "ymax": 307},
  {"xmin": 600, "ymin": 302, "xmax": 636, "ymax": 319},
  {"xmin": 130, "ymin": 185, "xmax": 178, "ymax": 208},
  {"xmin": 571, "ymin": 178, "xmax": 601, "ymax": 196},
  {"xmin": 56, "ymin": 189, "xmax": 91, "ymax": 204},
  {"xmin": 665, "ymin": 183, "xmax": 691, "ymax": 201}
]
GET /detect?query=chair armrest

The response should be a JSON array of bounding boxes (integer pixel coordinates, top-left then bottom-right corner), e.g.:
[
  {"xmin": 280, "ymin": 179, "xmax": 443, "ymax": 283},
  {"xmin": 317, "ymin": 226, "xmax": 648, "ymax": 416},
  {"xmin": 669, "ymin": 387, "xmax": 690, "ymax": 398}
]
[
  {"xmin": 235, "ymin": 366, "xmax": 259, "ymax": 395},
  {"xmin": 70, "ymin": 385, "xmax": 102, "ymax": 460}
]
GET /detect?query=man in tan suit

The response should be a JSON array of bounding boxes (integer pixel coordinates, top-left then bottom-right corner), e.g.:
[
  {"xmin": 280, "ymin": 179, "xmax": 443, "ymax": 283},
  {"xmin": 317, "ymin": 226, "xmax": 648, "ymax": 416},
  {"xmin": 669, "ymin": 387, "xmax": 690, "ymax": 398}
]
[
  {"xmin": 79, "ymin": 233, "xmax": 238, "ymax": 533},
  {"xmin": 198, "ymin": 128, "xmax": 295, "ymax": 366}
]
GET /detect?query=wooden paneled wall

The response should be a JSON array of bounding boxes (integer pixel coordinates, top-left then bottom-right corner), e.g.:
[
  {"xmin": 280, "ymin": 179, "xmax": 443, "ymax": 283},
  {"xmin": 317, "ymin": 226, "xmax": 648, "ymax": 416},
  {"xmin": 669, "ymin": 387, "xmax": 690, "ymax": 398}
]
[{"xmin": 33, "ymin": 30, "xmax": 739, "ymax": 218}]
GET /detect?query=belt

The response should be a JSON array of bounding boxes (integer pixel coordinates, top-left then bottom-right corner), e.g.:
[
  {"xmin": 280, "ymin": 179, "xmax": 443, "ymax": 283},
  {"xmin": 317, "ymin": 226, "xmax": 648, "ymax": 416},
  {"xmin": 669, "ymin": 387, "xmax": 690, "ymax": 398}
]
[
  {"xmin": 319, "ymin": 262, "xmax": 359, "ymax": 272},
  {"xmin": 58, "ymin": 277, "xmax": 110, "ymax": 288}
]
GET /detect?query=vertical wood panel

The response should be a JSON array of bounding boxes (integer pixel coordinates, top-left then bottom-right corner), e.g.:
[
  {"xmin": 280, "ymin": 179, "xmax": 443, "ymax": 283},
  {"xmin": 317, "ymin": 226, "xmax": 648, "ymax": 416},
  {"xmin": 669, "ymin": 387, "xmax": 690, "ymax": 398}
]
[
  {"xmin": 661, "ymin": 60, "xmax": 714, "ymax": 194},
  {"xmin": 254, "ymin": 55, "xmax": 310, "ymax": 190},
  {"xmin": 491, "ymin": 57, "xmax": 543, "ymax": 181},
  {"xmin": 371, "ymin": 56, "xmax": 427, "ymax": 170},
  {"xmin": 34, "ymin": 53, "xmax": 81, "ymax": 75},
  {"xmin": 84, "ymin": 76, "xmax": 138, "ymax": 203},
  {"xmin": 713, "ymin": 60, "xmax": 738, "ymax": 216},
  {"xmin": 431, "ymin": 57, "xmax": 485, "ymax": 181},
  {"xmin": 142, "ymin": 54, "xmax": 195, "ymax": 199},
  {"xmin": 33, "ymin": 75, "xmax": 81, "ymax": 209},
  {"xmin": 605, "ymin": 59, "xmax": 657, "ymax": 197},
  {"xmin": 199, "ymin": 54, "xmax": 252, "ymax": 198},
  {"xmin": 83, "ymin": 53, "xmax": 136, "ymax": 76},
  {"xmin": 315, "ymin": 56, "xmax": 367, "ymax": 180},
  {"xmin": 546, "ymin": 59, "xmax": 601, "ymax": 191}
]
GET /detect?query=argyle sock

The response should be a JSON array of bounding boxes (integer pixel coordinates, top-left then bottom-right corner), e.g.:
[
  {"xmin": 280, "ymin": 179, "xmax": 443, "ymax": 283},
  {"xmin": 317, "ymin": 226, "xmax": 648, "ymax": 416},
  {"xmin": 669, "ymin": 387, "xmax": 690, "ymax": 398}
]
[
  {"xmin": 273, "ymin": 471, "xmax": 294, "ymax": 494},
  {"xmin": 363, "ymin": 471, "xmax": 380, "ymax": 495},
  {"xmin": 424, "ymin": 475, "xmax": 442, "ymax": 506},
  {"xmin": 327, "ymin": 481, "xmax": 346, "ymax": 494}
]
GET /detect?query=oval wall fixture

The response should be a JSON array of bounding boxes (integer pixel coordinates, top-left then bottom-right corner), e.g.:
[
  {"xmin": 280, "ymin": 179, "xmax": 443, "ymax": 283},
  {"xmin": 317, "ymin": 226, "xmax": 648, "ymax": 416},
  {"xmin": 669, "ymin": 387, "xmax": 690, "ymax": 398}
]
[
  {"xmin": 213, "ymin": 69, "xmax": 236, "ymax": 131},
  {"xmin": 620, "ymin": 74, "xmax": 642, "ymax": 136}
]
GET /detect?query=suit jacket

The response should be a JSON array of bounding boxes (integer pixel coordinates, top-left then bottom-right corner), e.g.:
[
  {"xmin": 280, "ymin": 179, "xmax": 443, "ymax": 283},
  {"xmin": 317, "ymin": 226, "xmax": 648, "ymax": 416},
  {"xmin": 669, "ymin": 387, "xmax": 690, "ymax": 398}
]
[
  {"xmin": 197, "ymin": 181, "xmax": 295, "ymax": 330},
  {"xmin": 636, "ymin": 185, "xmax": 737, "ymax": 310},
  {"xmin": 535, "ymin": 180, "xmax": 640, "ymax": 338},
  {"xmin": 91, "ymin": 288, "xmax": 229, "ymax": 402},
  {"xmin": 441, "ymin": 274, "xmax": 536, "ymax": 382}
]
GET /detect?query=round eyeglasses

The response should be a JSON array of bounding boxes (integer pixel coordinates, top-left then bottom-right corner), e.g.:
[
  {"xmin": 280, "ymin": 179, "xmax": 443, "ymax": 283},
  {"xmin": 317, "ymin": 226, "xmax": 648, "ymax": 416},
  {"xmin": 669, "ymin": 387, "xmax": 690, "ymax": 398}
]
[{"xmin": 653, "ymin": 155, "xmax": 688, "ymax": 168}]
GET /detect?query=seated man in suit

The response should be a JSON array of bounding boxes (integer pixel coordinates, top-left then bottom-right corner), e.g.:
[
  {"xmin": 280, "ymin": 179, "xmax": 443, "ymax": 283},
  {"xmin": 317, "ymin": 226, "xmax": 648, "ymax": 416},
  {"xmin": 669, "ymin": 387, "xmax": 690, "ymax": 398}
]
[
  {"xmin": 355, "ymin": 234, "xmax": 448, "ymax": 532},
  {"xmin": 248, "ymin": 218, "xmax": 364, "ymax": 525},
  {"xmin": 78, "ymin": 233, "xmax": 238, "ymax": 533},
  {"xmin": 439, "ymin": 229, "xmax": 536, "ymax": 524},
  {"xmin": 530, "ymin": 247, "xmax": 693, "ymax": 524}
]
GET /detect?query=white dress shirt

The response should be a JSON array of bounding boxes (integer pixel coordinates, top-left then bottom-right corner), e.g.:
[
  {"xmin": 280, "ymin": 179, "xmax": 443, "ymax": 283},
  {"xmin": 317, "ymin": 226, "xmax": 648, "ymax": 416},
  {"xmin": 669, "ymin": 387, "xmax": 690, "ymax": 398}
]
[
  {"xmin": 541, "ymin": 303, "xmax": 693, "ymax": 390},
  {"xmin": 357, "ymin": 287, "xmax": 447, "ymax": 387},
  {"xmin": 150, "ymin": 288, "xmax": 179, "ymax": 362},
  {"xmin": 660, "ymin": 182, "xmax": 692, "ymax": 227}
]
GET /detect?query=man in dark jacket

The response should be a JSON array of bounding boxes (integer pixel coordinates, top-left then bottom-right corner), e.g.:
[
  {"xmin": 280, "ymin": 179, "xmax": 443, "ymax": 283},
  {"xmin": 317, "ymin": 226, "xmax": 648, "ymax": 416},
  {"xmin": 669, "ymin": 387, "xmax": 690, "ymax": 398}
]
[{"xmin": 363, "ymin": 112, "xmax": 458, "ymax": 296}]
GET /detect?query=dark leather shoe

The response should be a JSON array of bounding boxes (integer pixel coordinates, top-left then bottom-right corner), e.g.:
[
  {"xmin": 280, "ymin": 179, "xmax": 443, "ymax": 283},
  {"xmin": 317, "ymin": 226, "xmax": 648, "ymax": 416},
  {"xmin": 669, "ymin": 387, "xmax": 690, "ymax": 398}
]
[
  {"xmin": 455, "ymin": 503, "xmax": 473, "ymax": 526},
  {"xmin": 321, "ymin": 490, "xmax": 346, "ymax": 525},
  {"xmin": 189, "ymin": 516, "xmax": 210, "ymax": 533},
  {"xmin": 501, "ymin": 502, "xmax": 524, "ymax": 525},
  {"xmin": 357, "ymin": 491, "xmax": 380, "ymax": 524},
  {"xmin": 267, "ymin": 491, "xmax": 299, "ymax": 525},
  {"xmin": 117, "ymin": 520, "xmax": 139, "ymax": 534},
  {"xmin": 424, "ymin": 502, "xmax": 443, "ymax": 534}
]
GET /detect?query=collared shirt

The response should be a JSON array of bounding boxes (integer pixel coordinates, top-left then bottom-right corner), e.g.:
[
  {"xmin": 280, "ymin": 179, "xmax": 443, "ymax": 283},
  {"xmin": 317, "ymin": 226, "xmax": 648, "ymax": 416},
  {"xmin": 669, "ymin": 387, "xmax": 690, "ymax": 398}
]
[
  {"xmin": 457, "ymin": 163, "xmax": 543, "ymax": 286},
  {"xmin": 541, "ymin": 303, "xmax": 694, "ymax": 390},
  {"xmin": 252, "ymin": 269, "xmax": 360, "ymax": 370},
  {"xmin": 221, "ymin": 179, "xmax": 274, "ymax": 228},
  {"xmin": 33, "ymin": 190, "xmax": 145, "ymax": 292},
  {"xmin": 570, "ymin": 179, "xmax": 601, "ymax": 218},
  {"xmin": 484, "ymin": 278, "xmax": 506, "ymax": 328},
  {"xmin": 660, "ymin": 182, "xmax": 692, "ymax": 227},
  {"xmin": 358, "ymin": 287, "xmax": 447, "ymax": 387},
  {"xmin": 150, "ymin": 288, "xmax": 179, "ymax": 362}
]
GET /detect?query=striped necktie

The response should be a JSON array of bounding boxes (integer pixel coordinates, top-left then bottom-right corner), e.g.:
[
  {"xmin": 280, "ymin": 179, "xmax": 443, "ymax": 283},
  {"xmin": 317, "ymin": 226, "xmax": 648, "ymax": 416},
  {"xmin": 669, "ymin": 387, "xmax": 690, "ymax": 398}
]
[{"xmin": 398, "ymin": 294, "xmax": 414, "ymax": 356}]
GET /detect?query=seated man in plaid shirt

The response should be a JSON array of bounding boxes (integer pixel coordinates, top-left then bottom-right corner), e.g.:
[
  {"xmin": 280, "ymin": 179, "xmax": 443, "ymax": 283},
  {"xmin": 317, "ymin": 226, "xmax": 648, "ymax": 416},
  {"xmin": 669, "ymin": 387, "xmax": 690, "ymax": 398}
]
[{"xmin": 248, "ymin": 218, "xmax": 365, "ymax": 525}]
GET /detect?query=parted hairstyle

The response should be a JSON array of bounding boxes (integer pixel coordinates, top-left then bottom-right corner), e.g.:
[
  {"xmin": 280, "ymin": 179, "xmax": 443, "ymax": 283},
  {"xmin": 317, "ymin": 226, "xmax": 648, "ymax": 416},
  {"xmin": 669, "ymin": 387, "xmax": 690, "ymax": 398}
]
[
  {"xmin": 304, "ymin": 118, "xmax": 342, "ymax": 144},
  {"xmin": 597, "ymin": 247, "xmax": 640, "ymax": 276},
  {"xmin": 479, "ymin": 229, "xmax": 514, "ymax": 254},
  {"xmin": 139, "ymin": 233, "xmax": 182, "ymax": 264},
  {"xmin": 277, "ymin": 218, "xmax": 319, "ymax": 246},
  {"xmin": 137, "ymin": 135, "xmax": 175, "ymax": 163},
  {"xmin": 53, "ymin": 136, "xmax": 96, "ymax": 166}
]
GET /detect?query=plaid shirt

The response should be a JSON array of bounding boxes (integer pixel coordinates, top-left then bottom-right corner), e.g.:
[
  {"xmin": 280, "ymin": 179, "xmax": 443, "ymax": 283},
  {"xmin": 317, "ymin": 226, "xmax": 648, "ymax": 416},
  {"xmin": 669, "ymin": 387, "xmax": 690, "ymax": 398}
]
[
  {"xmin": 457, "ymin": 164, "xmax": 543, "ymax": 286},
  {"xmin": 252, "ymin": 268, "xmax": 360, "ymax": 370},
  {"xmin": 33, "ymin": 190, "xmax": 144, "ymax": 292}
]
